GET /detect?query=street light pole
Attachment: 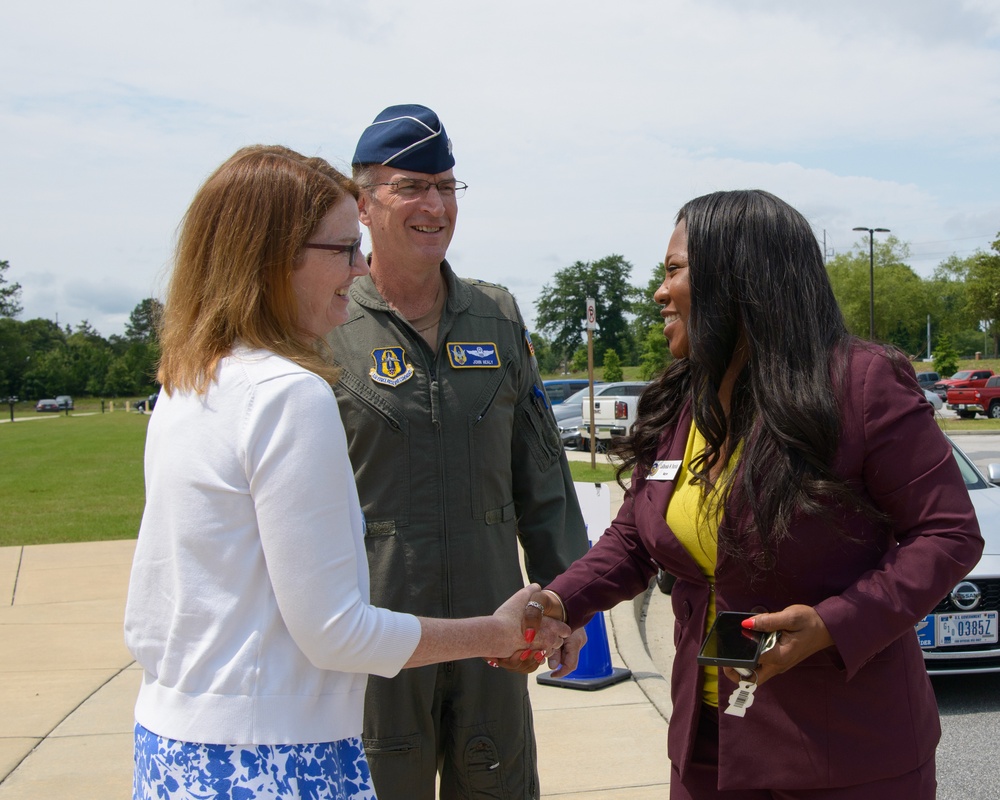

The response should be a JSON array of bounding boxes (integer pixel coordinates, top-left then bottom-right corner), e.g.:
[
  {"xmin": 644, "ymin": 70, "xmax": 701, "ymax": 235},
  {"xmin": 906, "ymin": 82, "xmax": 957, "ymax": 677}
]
[{"xmin": 852, "ymin": 226, "xmax": 890, "ymax": 339}]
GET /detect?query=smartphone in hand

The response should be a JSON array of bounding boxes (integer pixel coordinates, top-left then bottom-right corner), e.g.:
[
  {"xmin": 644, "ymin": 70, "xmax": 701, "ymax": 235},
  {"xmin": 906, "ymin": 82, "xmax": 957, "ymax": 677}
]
[{"xmin": 697, "ymin": 612, "xmax": 776, "ymax": 677}]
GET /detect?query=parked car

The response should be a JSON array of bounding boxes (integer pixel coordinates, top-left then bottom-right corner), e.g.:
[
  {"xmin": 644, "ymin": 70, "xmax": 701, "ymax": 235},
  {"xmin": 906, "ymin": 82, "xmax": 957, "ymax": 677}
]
[
  {"xmin": 917, "ymin": 437, "xmax": 1000, "ymax": 674},
  {"xmin": 923, "ymin": 389, "xmax": 943, "ymax": 411},
  {"xmin": 55, "ymin": 395, "xmax": 73, "ymax": 410},
  {"xmin": 579, "ymin": 381, "xmax": 650, "ymax": 447},
  {"xmin": 135, "ymin": 392, "xmax": 160, "ymax": 413},
  {"xmin": 946, "ymin": 375, "xmax": 1000, "ymax": 419},
  {"xmin": 553, "ymin": 383, "xmax": 607, "ymax": 449},
  {"xmin": 35, "ymin": 398, "xmax": 60, "ymax": 412},
  {"xmin": 915, "ymin": 371, "xmax": 940, "ymax": 389},
  {"xmin": 542, "ymin": 379, "xmax": 591, "ymax": 405},
  {"xmin": 931, "ymin": 369, "xmax": 995, "ymax": 401}
]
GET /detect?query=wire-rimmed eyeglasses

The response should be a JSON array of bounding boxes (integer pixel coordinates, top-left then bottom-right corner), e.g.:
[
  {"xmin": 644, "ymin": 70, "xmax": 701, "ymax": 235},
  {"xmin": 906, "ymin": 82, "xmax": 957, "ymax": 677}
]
[
  {"xmin": 366, "ymin": 179, "xmax": 468, "ymax": 199},
  {"xmin": 302, "ymin": 236, "xmax": 364, "ymax": 266}
]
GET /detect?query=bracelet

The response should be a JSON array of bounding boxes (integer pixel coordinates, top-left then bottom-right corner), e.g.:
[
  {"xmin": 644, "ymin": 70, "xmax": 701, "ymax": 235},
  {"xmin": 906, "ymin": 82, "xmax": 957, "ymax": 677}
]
[{"xmin": 540, "ymin": 589, "xmax": 567, "ymax": 623}]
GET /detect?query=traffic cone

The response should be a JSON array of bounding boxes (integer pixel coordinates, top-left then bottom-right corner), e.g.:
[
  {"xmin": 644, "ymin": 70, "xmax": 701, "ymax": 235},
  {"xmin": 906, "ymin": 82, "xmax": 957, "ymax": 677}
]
[
  {"xmin": 539, "ymin": 486, "xmax": 631, "ymax": 689},
  {"xmin": 536, "ymin": 609, "xmax": 632, "ymax": 691}
]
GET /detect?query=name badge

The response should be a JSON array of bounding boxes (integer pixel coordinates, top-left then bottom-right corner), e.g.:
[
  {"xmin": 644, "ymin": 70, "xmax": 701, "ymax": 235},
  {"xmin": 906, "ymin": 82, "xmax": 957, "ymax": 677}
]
[
  {"xmin": 648, "ymin": 460, "xmax": 681, "ymax": 481},
  {"xmin": 447, "ymin": 342, "xmax": 500, "ymax": 368}
]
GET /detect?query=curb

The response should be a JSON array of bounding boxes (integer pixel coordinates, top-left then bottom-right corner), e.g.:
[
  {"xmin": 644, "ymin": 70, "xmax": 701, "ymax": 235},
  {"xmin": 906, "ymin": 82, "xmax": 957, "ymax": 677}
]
[{"xmin": 609, "ymin": 585, "xmax": 673, "ymax": 724}]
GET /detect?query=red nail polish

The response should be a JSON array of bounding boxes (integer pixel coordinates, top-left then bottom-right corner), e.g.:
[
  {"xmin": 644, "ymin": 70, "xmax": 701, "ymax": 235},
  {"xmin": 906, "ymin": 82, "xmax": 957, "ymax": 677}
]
[
  {"xmin": 741, "ymin": 617, "xmax": 755, "ymax": 630},
  {"xmin": 534, "ymin": 651, "xmax": 545, "ymax": 663},
  {"xmin": 524, "ymin": 628, "xmax": 537, "ymax": 644},
  {"xmin": 519, "ymin": 649, "xmax": 530, "ymax": 661}
]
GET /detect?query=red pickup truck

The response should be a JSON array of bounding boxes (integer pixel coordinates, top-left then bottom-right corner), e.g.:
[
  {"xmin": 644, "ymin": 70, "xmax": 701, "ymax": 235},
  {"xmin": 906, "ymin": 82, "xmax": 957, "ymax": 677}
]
[
  {"xmin": 946, "ymin": 374, "xmax": 1000, "ymax": 418},
  {"xmin": 935, "ymin": 368, "xmax": 994, "ymax": 399}
]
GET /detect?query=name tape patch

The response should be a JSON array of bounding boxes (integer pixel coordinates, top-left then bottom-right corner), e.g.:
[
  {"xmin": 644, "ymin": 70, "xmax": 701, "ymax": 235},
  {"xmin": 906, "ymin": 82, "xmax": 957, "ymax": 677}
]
[{"xmin": 447, "ymin": 342, "xmax": 500, "ymax": 368}]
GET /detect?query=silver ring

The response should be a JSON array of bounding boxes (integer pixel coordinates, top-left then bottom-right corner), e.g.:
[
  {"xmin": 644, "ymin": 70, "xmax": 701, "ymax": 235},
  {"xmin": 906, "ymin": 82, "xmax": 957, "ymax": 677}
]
[{"xmin": 526, "ymin": 600, "xmax": 545, "ymax": 612}]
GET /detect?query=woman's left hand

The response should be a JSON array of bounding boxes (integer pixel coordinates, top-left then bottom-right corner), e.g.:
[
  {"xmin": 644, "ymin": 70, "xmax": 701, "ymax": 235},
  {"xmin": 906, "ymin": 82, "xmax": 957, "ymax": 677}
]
[{"xmin": 724, "ymin": 604, "xmax": 835, "ymax": 687}]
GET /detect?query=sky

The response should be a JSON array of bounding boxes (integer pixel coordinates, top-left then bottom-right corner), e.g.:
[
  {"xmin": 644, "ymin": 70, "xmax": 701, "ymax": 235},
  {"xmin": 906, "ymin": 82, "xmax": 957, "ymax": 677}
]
[{"xmin": 3, "ymin": 0, "xmax": 1000, "ymax": 338}]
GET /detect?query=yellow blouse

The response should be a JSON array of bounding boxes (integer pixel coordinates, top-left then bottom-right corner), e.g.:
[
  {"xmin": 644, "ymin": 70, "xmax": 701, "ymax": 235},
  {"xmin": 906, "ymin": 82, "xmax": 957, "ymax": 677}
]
[{"xmin": 664, "ymin": 422, "xmax": 735, "ymax": 708}]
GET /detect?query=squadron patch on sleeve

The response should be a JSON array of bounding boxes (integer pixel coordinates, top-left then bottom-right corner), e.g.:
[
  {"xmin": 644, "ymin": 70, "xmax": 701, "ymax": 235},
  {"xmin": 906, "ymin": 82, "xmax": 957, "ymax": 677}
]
[
  {"xmin": 370, "ymin": 347, "xmax": 415, "ymax": 387},
  {"xmin": 447, "ymin": 342, "xmax": 501, "ymax": 368}
]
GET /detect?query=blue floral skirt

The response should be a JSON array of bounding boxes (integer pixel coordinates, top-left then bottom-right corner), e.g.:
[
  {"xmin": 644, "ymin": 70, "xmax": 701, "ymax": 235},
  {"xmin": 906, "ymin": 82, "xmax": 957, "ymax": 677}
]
[{"xmin": 133, "ymin": 723, "xmax": 377, "ymax": 799}]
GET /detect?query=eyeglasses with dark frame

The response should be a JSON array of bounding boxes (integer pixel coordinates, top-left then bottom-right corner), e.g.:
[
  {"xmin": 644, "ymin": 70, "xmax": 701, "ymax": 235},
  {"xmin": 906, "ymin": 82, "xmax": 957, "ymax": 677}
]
[
  {"xmin": 366, "ymin": 179, "xmax": 468, "ymax": 199},
  {"xmin": 302, "ymin": 236, "xmax": 364, "ymax": 266}
]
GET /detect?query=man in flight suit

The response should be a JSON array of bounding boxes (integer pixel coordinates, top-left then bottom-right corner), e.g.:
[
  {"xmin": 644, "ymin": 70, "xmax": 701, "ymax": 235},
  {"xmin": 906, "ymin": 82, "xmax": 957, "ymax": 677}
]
[{"xmin": 326, "ymin": 104, "xmax": 589, "ymax": 799}]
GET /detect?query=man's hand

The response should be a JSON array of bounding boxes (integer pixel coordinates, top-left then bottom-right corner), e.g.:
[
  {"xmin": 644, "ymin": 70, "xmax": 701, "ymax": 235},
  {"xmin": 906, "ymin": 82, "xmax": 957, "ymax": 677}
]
[{"xmin": 544, "ymin": 626, "xmax": 587, "ymax": 677}]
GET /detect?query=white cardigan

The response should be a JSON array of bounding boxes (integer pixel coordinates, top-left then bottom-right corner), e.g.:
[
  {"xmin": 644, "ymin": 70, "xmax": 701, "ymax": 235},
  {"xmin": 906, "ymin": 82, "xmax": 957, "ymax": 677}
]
[{"xmin": 124, "ymin": 347, "xmax": 422, "ymax": 745}]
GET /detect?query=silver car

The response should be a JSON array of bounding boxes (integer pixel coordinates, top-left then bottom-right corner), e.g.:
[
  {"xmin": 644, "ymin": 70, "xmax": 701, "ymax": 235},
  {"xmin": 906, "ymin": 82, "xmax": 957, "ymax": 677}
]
[
  {"xmin": 552, "ymin": 384, "xmax": 605, "ymax": 450},
  {"xmin": 917, "ymin": 438, "xmax": 1000, "ymax": 674}
]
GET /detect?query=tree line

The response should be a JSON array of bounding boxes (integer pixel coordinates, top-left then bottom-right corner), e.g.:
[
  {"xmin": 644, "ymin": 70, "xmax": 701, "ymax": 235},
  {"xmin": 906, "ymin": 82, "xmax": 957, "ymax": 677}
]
[
  {"xmin": 0, "ymin": 260, "xmax": 161, "ymax": 400},
  {"xmin": 2, "ymin": 231, "xmax": 999, "ymax": 399},
  {"xmin": 530, "ymin": 233, "xmax": 1000, "ymax": 378}
]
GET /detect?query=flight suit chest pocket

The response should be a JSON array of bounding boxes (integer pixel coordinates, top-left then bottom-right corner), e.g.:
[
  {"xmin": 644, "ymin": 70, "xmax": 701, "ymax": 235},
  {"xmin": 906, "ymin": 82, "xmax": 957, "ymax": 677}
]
[
  {"xmin": 516, "ymin": 389, "xmax": 562, "ymax": 472},
  {"xmin": 469, "ymin": 353, "xmax": 516, "ymax": 520}
]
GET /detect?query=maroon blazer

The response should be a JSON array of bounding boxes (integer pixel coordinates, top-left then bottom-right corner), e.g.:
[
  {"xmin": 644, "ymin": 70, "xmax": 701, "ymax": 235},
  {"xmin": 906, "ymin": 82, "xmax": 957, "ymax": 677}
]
[{"xmin": 547, "ymin": 345, "xmax": 983, "ymax": 791}]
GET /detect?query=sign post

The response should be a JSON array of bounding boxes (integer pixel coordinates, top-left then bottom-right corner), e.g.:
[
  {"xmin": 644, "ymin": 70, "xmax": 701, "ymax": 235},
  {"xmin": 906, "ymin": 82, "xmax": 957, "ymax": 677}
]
[{"xmin": 585, "ymin": 297, "xmax": 597, "ymax": 468}]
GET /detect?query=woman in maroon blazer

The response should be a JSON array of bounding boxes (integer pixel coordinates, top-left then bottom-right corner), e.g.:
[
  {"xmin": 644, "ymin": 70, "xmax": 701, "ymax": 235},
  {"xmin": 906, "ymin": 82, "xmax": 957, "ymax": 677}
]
[{"xmin": 527, "ymin": 190, "xmax": 983, "ymax": 798}]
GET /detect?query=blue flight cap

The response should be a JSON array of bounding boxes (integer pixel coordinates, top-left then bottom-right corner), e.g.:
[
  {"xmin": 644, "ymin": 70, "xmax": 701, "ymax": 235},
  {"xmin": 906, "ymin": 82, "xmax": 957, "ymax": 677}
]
[{"xmin": 352, "ymin": 104, "xmax": 455, "ymax": 173}]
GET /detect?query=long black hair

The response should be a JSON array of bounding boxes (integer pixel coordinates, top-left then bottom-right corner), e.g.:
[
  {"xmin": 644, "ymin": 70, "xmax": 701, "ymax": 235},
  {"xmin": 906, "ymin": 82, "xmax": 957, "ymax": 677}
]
[{"xmin": 615, "ymin": 190, "xmax": 886, "ymax": 567}]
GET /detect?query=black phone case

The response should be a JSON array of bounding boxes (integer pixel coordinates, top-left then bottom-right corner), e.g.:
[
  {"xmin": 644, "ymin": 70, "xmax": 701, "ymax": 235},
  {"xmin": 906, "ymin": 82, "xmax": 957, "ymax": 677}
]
[{"xmin": 696, "ymin": 611, "xmax": 767, "ymax": 670}]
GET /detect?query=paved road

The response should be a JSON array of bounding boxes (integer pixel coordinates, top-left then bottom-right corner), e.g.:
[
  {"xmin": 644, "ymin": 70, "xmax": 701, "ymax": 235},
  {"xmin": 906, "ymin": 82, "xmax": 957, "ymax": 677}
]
[
  {"xmin": 0, "ymin": 411, "xmax": 100, "ymax": 423},
  {"xmin": 934, "ymin": 671, "xmax": 1000, "ymax": 799}
]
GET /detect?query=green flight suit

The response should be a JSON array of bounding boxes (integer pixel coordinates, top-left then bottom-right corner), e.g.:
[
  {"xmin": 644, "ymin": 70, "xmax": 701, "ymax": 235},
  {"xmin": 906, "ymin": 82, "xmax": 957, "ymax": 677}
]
[{"xmin": 326, "ymin": 261, "xmax": 589, "ymax": 800}]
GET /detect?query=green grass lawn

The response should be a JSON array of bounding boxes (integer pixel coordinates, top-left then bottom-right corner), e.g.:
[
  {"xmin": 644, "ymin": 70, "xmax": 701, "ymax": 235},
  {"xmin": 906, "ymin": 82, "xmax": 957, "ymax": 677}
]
[
  {"xmin": 0, "ymin": 410, "xmax": 150, "ymax": 546},
  {"xmin": 568, "ymin": 461, "xmax": 624, "ymax": 484},
  {"xmin": 938, "ymin": 417, "xmax": 1000, "ymax": 433},
  {"xmin": 1, "ymin": 401, "xmax": 995, "ymax": 548}
]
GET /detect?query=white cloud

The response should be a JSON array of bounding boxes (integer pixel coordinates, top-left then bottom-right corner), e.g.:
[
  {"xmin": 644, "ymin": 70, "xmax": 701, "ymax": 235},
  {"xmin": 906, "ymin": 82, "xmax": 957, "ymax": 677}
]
[{"xmin": 2, "ymin": 0, "xmax": 999, "ymax": 334}]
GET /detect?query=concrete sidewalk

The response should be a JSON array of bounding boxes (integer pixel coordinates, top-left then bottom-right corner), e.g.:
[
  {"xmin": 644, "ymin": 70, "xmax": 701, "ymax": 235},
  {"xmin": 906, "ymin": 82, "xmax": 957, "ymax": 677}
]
[
  {"xmin": 0, "ymin": 538, "xmax": 673, "ymax": 799},
  {"xmin": 0, "ymin": 540, "xmax": 139, "ymax": 799}
]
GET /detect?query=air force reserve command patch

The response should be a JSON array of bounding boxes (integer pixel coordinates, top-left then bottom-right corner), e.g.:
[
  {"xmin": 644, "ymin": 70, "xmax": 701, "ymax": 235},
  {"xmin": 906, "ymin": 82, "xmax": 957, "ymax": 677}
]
[
  {"xmin": 370, "ymin": 347, "xmax": 415, "ymax": 387},
  {"xmin": 447, "ymin": 342, "xmax": 501, "ymax": 368}
]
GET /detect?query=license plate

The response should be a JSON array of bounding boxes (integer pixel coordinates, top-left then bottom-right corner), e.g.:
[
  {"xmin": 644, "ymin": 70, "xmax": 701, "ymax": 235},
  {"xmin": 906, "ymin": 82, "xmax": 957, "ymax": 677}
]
[
  {"xmin": 956, "ymin": 404, "xmax": 967, "ymax": 409},
  {"xmin": 916, "ymin": 611, "xmax": 998, "ymax": 648}
]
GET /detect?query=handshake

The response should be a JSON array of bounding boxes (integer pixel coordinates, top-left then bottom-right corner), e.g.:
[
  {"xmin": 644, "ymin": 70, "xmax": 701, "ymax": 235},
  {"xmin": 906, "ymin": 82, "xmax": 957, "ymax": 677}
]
[{"xmin": 486, "ymin": 584, "xmax": 588, "ymax": 676}]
